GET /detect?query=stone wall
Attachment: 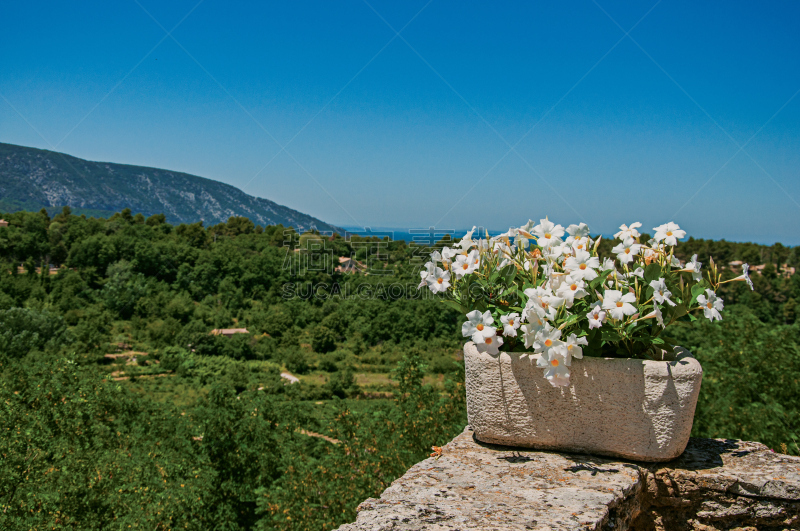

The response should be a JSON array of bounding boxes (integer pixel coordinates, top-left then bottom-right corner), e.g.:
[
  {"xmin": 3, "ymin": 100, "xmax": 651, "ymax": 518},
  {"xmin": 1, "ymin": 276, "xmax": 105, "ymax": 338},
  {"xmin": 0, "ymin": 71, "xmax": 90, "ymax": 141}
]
[{"xmin": 336, "ymin": 426, "xmax": 799, "ymax": 530}]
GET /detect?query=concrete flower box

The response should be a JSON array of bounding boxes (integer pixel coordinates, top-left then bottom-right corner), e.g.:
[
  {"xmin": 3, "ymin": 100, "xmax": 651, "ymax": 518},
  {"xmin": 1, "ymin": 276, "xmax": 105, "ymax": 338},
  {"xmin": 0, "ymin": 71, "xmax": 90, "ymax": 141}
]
[{"xmin": 464, "ymin": 341, "xmax": 703, "ymax": 462}]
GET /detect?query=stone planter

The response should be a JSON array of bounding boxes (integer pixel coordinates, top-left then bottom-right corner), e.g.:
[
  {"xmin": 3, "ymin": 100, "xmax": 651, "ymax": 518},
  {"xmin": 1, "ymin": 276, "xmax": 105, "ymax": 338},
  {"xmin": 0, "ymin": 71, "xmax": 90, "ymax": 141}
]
[{"xmin": 464, "ymin": 342, "xmax": 703, "ymax": 462}]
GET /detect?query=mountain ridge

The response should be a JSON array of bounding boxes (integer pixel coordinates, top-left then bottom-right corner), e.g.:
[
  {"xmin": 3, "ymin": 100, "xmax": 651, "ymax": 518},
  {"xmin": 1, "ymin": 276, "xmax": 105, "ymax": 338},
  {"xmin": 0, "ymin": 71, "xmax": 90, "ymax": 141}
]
[{"xmin": 0, "ymin": 142, "xmax": 343, "ymax": 233}]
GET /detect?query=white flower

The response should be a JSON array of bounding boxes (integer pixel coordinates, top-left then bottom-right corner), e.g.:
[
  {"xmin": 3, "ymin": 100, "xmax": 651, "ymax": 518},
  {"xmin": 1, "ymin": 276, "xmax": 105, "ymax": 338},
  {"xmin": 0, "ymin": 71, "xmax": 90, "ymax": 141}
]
[
  {"xmin": 457, "ymin": 226, "xmax": 477, "ymax": 251},
  {"xmin": 500, "ymin": 312, "xmax": 521, "ymax": 337},
  {"xmin": 697, "ymin": 289, "xmax": 724, "ymax": 322},
  {"xmin": 476, "ymin": 334, "xmax": 503, "ymax": 355},
  {"xmin": 631, "ymin": 267, "xmax": 645, "ymax": 279},
  {"xmin": 542, "ymin": 242, "xmax": 569, "ymax": 262},
  {"xmin": 425, "ymin": 267, "xmax": 451, "ymax": 294},
  {"xmin": 532, "ymin": 218, "xmax": 565, "ymax": 248},
  {"xmin": 565, "ymin": 223, "xmax": 590, "ymax": 244},
  {"xmin": 563, "ymin": 333, "xmax": 587, "ymax": 365},
  {"xmin": 546, "ymin": 372, "xmax": 571, "ymax": 387},
  {"xmin": 684, "ymin": 254, "xmax": 703, "ymax": 281},
  {"xmin": 461, "ymin": 310, "xmax": 495, "ymax": 343},
  {"xmin": 496, "ymin": 257, "xmax": 511, "ymax": 270},
  {"xmin": 733, "ymin": 263, "xmax": 755, "ymax": 291},
  {"xmin": 524, "ymin": 287, "xmax": 564, "ymax": 321},
  {"xmin": 653, "ymin": 222, "xmax": 686, "ymax": 246},
  {"xmin": 586, "ymin": 302, "xmax": 606, "ymax": 330},
  {"xmin": 546, "ymin": 271, "xmax": 569, "ymax": 292},
  {"xmin": 556, "ymin": 275, "xmax": 588, "ymax": 308},
  {"xmin": 570, "ymin": 237, "xmax": 591, "ymax": 253},
  {"xmin": 470, "ymin": 249, "xmax": 481, "ymax": 268},
  {"xmin": 513, "ymin": 221, "xmax": 535, "ymax": 248},
  {"xmin": 564, "ymin": 250, "xmax": 600, "ymax": 281},
  {"xmin": 453, "ymin": 250, "xmax": 479, "ymax": 278},
  {"xmin": 611, "ymin": 237, "xmax": 642, "ymax": 265},
  {"xmin": 649, "ymin": 278, "xmax": 677, "ymax": 307},
  {"xmin": 601, "ymin": 257, "xmax": 616, "ymax": 271},
  {"xmin": 520, "ymin": 305, "xmax": 545, "ymax": 326},
  {"xmin": 602, "ymin": 289, "xmax": 638, "ymax": 320},
  {"xmin": 614, "ymin": 222, "xmax": 642, "ymax": 241},
  {"xmin": 418, "ymin": 261, "xmax": 436, "ymax": 288},
  {"xmin": 537, "ymin": 349, "xmax": 570, "ymax": 387},
  {"xmin": 652, "ymin": 302, "xmax": 665, "ymax": 328},
  {"xmin": 519, "ymin": 309, "xmax": 545, "ymax": 348},
  {"xmin": 533, "ymin": 323, "xmax": 563, "ymax": 359},
  {"xmin": 442, "ymin": 247, "xmax": 459, "ymax": 269}
]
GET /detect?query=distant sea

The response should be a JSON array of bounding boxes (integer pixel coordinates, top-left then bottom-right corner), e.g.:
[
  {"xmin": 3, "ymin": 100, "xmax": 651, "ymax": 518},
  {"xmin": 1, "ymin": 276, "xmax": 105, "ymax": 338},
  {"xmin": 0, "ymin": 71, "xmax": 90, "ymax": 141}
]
[
  {"xmin": 340, "ymin": 226, "xmax": 619, "ymax": 245},
  {"xmin": 340, "ymin": 226, "xmax": 487, "ymax": 245}
]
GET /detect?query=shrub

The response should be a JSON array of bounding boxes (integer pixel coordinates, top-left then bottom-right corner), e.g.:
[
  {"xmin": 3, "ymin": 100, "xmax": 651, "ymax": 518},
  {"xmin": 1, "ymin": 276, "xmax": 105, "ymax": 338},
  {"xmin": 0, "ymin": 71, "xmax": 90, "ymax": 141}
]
[
  {"xmin": 283, "ymin": 349, "xmax": 310, "ymax": 375},
  {"xmin": 325, "ymin": 367, "xmax": 360, "ymax": 399},
  {"xmin": 159, "ymin": 346, "xmax": 190, "ymax": 372}
]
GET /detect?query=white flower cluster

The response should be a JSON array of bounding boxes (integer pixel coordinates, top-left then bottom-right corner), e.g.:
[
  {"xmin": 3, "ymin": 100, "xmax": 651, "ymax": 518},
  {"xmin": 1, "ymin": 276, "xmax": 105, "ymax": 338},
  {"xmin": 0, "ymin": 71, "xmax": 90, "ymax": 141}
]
[{"xmin": 421, "ymin": 219, "xmax": 754, "ymax": 388}]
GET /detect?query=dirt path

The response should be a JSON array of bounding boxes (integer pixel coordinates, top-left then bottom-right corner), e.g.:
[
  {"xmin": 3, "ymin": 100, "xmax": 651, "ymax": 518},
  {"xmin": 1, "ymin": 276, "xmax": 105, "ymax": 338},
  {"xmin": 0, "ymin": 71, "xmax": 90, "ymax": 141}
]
[
  {"xmin": 110, "ymin": 373, "xmax": 173, "ymax": 382},
  {"xmin": 280, "ymin": 372, "xmax": 300, "ymax": 384},
  {"xmin": 297, "ymin": 429, "xmax": 341, "ymax": 444}
]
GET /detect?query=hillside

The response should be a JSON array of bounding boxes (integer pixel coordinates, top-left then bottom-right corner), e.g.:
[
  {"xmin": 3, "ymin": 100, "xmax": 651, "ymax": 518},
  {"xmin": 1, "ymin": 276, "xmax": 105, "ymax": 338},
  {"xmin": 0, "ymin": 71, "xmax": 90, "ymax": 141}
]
[{"xmin": 0, "ymin": 142, "xmax": 342, "ymax": 233}]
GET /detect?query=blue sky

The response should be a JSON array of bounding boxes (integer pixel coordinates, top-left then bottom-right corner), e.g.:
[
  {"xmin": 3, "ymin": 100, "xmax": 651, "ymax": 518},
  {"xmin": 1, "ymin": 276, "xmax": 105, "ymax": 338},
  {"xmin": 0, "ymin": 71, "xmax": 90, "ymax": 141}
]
[{"xmin": 2, "ymin": 1, "xmax": 799, "ymax": 244}]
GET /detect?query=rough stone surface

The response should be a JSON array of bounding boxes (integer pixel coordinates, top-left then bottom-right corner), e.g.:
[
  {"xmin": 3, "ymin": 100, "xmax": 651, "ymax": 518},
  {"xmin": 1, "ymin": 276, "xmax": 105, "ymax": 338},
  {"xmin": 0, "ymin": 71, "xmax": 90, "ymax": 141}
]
[
  {"xmin": 465, "ymin": 342, "xmax": 704, "ymax": 462},
  {"xmin": 336, "ymin": 427, "xmax": 800, "ymax": 531}
]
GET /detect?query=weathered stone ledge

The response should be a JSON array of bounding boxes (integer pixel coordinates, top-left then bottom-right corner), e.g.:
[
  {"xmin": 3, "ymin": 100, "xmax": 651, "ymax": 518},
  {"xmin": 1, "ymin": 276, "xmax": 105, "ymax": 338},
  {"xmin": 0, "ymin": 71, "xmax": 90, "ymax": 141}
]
[{"xmin": 336, "ymin": 426, "xmax": 800, "ymax": 530}]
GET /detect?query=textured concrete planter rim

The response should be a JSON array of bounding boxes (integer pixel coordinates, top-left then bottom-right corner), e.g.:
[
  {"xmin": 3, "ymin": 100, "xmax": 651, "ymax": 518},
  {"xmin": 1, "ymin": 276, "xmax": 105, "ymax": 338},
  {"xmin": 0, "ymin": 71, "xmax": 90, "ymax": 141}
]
[{"xmin": 464, "ymin": 342, "xmax": 703, "ymax": 462}]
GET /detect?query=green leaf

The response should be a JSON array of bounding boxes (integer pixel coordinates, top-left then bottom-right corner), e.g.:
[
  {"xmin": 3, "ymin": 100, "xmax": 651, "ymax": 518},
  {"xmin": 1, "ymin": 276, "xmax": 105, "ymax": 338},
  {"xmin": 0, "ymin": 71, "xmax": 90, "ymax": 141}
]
[
  {"xmin": 440, "ymin": 300, "xmax": 465, "ymax": 314},
  {"xmin": 691, "ymin": 282, "xmax": 706, "ymax": 299},
  {"xmin": 643, "ymin": 263, "xmax": 663, "ymax": 284},
  {"xmin": 626, "ymin": 321, "xmax": 640, "ymax": 334},
  {"xmin": 559, "ymin": 313, "xmax": 581, "ymax": 330},
  {"xmin": 500, "ymin": 263, "xmax": 516, "ymax": 283},
  {"xmin": 589, "ymin": 269, "xmax": 614, "ymax": 290}
]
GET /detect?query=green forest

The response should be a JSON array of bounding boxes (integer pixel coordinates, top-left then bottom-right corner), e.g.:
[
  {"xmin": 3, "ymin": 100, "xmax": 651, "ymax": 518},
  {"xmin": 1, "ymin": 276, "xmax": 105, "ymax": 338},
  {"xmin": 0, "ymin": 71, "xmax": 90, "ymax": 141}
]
[{"xmin": 1, "ymin": 207, "xmax": 798, "ymax": 530}]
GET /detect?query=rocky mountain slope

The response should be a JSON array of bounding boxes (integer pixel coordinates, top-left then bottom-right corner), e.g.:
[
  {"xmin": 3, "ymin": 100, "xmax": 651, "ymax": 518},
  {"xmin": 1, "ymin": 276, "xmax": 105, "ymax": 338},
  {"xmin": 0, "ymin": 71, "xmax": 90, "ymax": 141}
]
[{"xmin": 0, "ymin": 142, "xmax": 342, "ymax": 233}]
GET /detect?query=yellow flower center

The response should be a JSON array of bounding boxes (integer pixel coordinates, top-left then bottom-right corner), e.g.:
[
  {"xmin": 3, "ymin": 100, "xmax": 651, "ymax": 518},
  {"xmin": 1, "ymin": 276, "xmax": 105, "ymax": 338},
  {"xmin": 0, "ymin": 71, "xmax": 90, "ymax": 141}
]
[
  {"xmin": 508, "ymin": 319, "xmax": 514, "ymax": 326},
  {"xmin": 545, "ymin": 233, "xmax": 551, "ymax": 239},
  {"xmin": 462, "ymin": 263, "xmax": 469, "ymax": 270},
  {"xmin": 577, "ymin": 244, "xmax": 583, "ymax": 249},
  {"xmin": 579, "ymin": 264, "xmax": 587, "ymax": 270},
  {"xmin": 541, "ymin": 302, "xmax": 549, "ymax": 309},
  {"xmin": 477, "ymin": 324, "xmax": 484, "ymax": 331},
  {"xmin": 570, "ymin": 284, "xmax": 578, "ymax": 291},
  {"xmin": 616, "ymin": 301, "xmax": 623, "ymax": 308},
  {"xmin": 485, "ymin": 337, "xmax": 493, "ymax": 345},
  {"xmin": 437, "ymin": 277, "xmax": 444, "ymax": 284},
  {"xmin": 624, "ymin": 248, "xmax": 631, "ymax": 254},
  {"xmin": 550, "ymin": 358, "xmax": 559, "ymax": 367},
  {"xmin": 544, "ymin": 339, "xmax": 552, "ymax": 347},
  {"xmin": 666, "ymin": 231, "xmax": 673, "ymax": 236},
  {"xmin": 707, "ymin": 302, "xmax": 713, "ymax": 309}
]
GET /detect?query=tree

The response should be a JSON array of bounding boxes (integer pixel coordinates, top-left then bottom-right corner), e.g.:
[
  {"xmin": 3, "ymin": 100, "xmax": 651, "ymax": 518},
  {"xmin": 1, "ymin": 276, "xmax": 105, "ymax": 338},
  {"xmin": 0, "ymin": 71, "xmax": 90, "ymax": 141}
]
[
  {"xmin": 312, "ymin": 325, "xmax": 337, "ymax": 353},
  {"xmin": 0, "ymin": 308, "xmax": 71, "ymax": 358},
  {"xmin": 176, "ymin": 221, "xmax": 207, "ymax": 248},
  {"xmin": 102, "ymin": 260, "xmax": 147, "ymax": 319}
]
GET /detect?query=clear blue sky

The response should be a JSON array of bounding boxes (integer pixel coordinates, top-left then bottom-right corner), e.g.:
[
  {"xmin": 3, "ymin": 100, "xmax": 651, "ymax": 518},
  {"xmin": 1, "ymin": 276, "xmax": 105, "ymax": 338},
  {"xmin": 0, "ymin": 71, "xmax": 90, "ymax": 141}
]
[{"xmin": 2, "ymin": 1, "xmax": 799, "ymax": 244}]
